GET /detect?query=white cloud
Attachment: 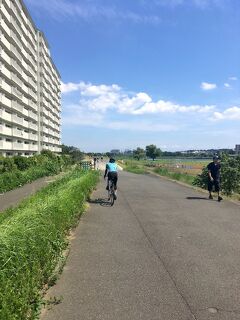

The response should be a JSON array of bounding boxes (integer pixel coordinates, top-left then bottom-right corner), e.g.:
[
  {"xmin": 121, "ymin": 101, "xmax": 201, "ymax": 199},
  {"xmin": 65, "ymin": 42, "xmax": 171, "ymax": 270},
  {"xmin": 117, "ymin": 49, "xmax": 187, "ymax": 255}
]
[
  {"xmin": 62, "ymin": 81, "xmax": 239, "ymax": 132},
  {"xmin": 224, "ymin": 83, "xmax": 231, "ymax": 89},
  {"xmin": 201, "ymin": 82, "xmax": 217, "ymax": 91},
  {"xmin": 62, "ymin": 81, "xmax": 216, "ymax": 115},
  {"xmin": 229, "ymin": 77, "xmax": 238, "ymax": 81},
  {"xmin": 25, "ymin": 0, "xmax": 161, "ymax": 24},
  {"xmin": 61, "ymin": 82, "xmax": 81, "ymax": 94},
  {"xmin": 213, "ymin": 107, "xmax": 240, "ymax": 120}
]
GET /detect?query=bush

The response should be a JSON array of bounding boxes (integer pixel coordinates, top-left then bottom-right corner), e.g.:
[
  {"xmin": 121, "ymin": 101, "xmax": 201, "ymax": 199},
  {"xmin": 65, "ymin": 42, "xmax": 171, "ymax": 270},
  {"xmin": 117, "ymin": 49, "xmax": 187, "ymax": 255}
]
[
  {"xmin": 0, "ymin": 169, "xmax": 100, "ymax": 320},
  {"xmin": 13, "ymin": 156, "xmax": 31, "ymax": 171},
  {"xmin": 0, "ymin": 157, "xmax": 17, "ymax": 173},
  {"xmin": 193, "ymin": 154, "xmax": 240, "ymax": 195}
]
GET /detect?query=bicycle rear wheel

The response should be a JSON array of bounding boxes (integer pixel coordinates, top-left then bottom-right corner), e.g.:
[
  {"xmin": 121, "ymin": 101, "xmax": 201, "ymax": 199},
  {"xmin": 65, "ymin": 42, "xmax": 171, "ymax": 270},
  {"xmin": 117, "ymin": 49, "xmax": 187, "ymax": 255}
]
[{"xmin": 110, "ymin": 191, "xmax": 114, "ymax": 206}]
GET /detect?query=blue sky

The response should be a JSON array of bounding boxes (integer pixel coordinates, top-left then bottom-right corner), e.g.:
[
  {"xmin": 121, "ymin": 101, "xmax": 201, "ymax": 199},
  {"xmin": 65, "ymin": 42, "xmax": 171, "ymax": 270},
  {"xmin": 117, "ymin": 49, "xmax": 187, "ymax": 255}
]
[{"xmin": 25, "ymin": 0, "xmax": 240, "ymax": 152}]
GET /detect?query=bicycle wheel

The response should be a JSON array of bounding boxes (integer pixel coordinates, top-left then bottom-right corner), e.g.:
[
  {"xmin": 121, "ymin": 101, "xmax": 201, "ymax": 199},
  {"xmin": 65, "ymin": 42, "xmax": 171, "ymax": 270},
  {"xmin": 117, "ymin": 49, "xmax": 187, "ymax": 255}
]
[
  {"xmin": 109, "ymin": 182, "xmax": 115, "ymax": 206},
  {"xmin": 110, "ymin": 191, "xmax": 114, "ymax": 206}
]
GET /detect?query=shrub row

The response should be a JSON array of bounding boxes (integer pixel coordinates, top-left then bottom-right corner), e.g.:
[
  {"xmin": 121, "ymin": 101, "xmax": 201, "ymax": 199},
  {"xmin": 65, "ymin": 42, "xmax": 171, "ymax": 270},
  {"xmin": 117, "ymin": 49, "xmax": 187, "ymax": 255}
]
[{"xmin": 0, "ymin": 168, "xmax": 100, "ymax": 320}]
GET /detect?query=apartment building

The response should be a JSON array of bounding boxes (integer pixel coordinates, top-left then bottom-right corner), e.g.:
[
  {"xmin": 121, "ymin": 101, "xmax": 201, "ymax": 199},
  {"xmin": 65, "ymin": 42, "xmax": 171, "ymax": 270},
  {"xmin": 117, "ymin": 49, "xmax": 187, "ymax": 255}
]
[
  {"xmin": 235, "ymin": 145, "xmax": 240, "ymax": 155},
  {"xmin": 0, "ymin": 0, "xmax": 61, "ymax": 156}
]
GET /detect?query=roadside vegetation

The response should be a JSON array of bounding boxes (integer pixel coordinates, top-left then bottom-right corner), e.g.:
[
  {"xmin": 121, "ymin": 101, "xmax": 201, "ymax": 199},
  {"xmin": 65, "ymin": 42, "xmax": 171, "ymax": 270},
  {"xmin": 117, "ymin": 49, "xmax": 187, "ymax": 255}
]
[
  {"xmin": 0, "ymin": 145, "xmax": 87, "ymax": 193},
  {"xmin": 120, "ymin": 145, "xmax": 240, "ymax": 199},
  {"xmin": 0, "ymin": 168, "xmax": 99, "ymax": 320},
  {"xmin": 0, "ymin": 150, "xmax": 71, "ymax": 193}
]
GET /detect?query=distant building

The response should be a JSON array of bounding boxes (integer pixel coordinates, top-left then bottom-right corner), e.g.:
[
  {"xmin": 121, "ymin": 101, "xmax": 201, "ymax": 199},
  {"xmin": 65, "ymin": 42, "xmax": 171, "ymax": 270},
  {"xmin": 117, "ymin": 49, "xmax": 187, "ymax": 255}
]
[{"xmin": 235, "ymin": 145, "xmax": 240, "ymax": 154}]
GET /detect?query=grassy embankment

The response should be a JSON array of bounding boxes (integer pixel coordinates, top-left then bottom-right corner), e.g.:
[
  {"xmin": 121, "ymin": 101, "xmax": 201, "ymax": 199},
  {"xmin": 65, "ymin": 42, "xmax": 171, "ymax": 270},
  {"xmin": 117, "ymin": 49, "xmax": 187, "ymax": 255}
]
[
  {"xmin": 119, "ymin": 159, "xmax": 209, "ymax": 185},
  {"xmin": 0, "ymin": 168, "xmax": 99, "ymax": 320}
]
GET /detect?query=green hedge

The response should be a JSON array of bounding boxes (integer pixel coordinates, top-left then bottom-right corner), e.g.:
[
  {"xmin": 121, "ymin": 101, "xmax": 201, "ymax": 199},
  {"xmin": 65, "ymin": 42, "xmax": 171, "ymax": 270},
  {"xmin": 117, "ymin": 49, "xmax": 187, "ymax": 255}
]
[{"xmin": 0, "ymin": 169, "xmax": 99, "ymax": 320}]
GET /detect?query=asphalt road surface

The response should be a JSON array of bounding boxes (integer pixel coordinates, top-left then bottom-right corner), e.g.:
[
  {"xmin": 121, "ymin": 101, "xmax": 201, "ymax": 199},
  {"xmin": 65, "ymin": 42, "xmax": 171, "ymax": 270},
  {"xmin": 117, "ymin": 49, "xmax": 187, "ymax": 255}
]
[{"xmin": 41, "ymin": 170, "xmax": 240, "ymax": 320}]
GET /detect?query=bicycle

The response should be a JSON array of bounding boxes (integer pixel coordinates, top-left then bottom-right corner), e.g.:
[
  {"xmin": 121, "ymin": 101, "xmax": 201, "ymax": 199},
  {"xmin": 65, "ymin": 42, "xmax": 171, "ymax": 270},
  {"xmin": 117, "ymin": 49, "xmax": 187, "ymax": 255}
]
[{"xmin": 108, "ymin": 179, "xmax": 117, "ymax": 206}]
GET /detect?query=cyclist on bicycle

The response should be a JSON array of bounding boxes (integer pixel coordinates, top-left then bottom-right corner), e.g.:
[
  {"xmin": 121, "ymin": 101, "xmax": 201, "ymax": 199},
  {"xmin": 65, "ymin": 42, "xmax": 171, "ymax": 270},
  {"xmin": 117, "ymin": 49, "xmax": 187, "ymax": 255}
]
[{"xmin": 104, "ymin": 158, "xmax": 118, "ymax": 199}]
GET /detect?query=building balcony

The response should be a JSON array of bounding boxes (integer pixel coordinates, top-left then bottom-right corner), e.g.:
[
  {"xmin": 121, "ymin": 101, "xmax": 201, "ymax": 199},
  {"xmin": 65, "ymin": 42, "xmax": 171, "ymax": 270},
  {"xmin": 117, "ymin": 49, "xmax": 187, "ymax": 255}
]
[
  {"xmin": 0, "ymin": 141, "xmax": 13, "ymax": 150},
  {"xmin": 13, "ymin": 142, "xmax": 24, "ymax": 150},
  {"xmin": 0, "ymin": 124, "xmax": 12, "ymax": 136},
  {"xmin": 28, "ymin": 99, "xmax": 37, "ymax": 111},
  {"xmin": 0, "ymin": 17, "xmax": 11, "ymax": 38},
  {"xmin": 10, "ymin": 44, "xmax": 22, "ymax": 62},
  {"xmin": 29, "ymin": 133, "xmax": 38, "ymax": 141},
  {"xmin": 12, "ymin": 128, "xmax": 28, "ymax": 139},
  {"xmin": 0, "ymin": 78, "xmax": 11, "ymax": 95},
  {"xmin": 28, "ymin": 77, "xmax": 36, "ymax": 90},
  {"xmin": 42, "ymin": 136, "xmax": 49, "ymax": 143},
  {"xmin": 28, "ymin": 87, "xmax": 37, "ymax": 101},
  {"xmin": 29, "ymin": 110, "xmax": 38, "ymax": 121},
  {"xmin": 0, "ymin": 93, "xmax": 11, "ymax": 108},
  {"xmin": 10, "ymin": 30, "xmax": 22, "ymax": 50},
  {"xmin": 0, "ymin": 47, "xmax": 11, "ymax": 65},
  {"xmin": 29, "ymin": 144, "xmax": 38, "ymax": 152},
  {"xmin": 29, "ymin": 122, "xmax": 38, "ymax": 131},
  {"xmin": 12, "ymin": 87, "xmax": 23, "ymax": 99},
  {"xmin": 12, "ymin": 100, "xmax": 23, "ymax": 113},
  {"xmin": 22, "ymin": 95, "xmax": 29, "ymax": 107},
  {"xmin": 1, "ymin": 4, "xmax": 11, "ymax": 23},
  {"xmin": 0, "ymin": 62, "xmax": 12, "ymax": 81},
  {"xmin": 10, "ymin": 16, "xmax": 22, "ymax": 39},
  {"xmin": 0, "ymin": 30, "xmax": 11, "ymax": 51},
  {"xmin": 12, "ymin": 114, "xmax": 24, "ymax": 126},
  {"xmin": 28, "ymin": 65, "xmax": 36, "ymax": 78},
  {"xmin": 12, "ymin": 74, "xmax": 23, "ymax": 87},
  {"xmin": 11, "ymin": 59, "xmax": 22, "ymax": 75}
]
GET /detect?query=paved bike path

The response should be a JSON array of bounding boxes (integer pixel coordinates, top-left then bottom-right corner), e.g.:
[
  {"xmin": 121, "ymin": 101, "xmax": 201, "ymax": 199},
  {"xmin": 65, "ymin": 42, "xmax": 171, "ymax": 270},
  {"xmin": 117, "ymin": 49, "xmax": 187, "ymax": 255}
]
[{"xmin": 41, "ymin": 171, "xmax": 240, "ymax": 320}]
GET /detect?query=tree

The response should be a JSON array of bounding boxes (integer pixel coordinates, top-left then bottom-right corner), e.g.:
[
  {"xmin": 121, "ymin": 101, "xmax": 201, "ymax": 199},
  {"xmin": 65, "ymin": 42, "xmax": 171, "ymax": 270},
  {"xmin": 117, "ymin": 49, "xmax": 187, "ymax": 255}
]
[
  {"xmin": 146, "ymin": 144, "xmax": 161, "ymax": 161},
  {"xmin": 61, "ymin": 144, "xmax": 84, "ymax": 162},
  {"xmin": 133, "ymin": 147, "xmax": 145, "ymax": 161}
]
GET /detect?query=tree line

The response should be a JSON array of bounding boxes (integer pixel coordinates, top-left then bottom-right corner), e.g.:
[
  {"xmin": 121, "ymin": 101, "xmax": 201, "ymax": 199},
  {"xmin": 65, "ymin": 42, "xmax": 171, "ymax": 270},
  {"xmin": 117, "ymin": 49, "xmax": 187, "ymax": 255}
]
[{"xmin": 133, "ymin": 145, "xmax": 162, "ymax": 161}]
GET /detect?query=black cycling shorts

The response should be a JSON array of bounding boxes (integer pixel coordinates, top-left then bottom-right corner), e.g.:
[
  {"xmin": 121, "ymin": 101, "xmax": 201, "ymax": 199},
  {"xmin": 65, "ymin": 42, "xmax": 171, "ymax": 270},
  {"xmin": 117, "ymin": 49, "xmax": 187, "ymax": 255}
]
[
  {"xmin": 108, "ymin": 172, "xmax": 118, "ymax": 190},
  {"xmin": 208, "ymin": 179, "xmax": 220, "ymax": 192}
]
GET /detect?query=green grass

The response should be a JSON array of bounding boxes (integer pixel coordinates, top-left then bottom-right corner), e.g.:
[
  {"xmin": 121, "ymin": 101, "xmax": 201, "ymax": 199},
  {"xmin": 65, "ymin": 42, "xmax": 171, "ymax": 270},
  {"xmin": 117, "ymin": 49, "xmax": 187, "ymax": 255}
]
[
  {"xmin": 0, "ymin": 168, "xmax": 99, "ymax": 320},
  {"xmin": 153, "ymin": 167, "xmax": 195, "ymax": 185},
  {"xmin": 120, "ymin": 160, "xmax": 148, "ymax": 175},
  {"xmin": 121, "ymin": 159, "xmax": 195, "ymax": 185}
]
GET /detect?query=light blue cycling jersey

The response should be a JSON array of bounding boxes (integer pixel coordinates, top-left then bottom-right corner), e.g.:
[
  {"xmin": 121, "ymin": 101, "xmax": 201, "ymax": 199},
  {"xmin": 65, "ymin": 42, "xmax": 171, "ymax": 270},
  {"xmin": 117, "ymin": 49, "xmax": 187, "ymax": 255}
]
[{"xmin": 106, "ymin": 162, "xmax": 118, "ymax": 172}]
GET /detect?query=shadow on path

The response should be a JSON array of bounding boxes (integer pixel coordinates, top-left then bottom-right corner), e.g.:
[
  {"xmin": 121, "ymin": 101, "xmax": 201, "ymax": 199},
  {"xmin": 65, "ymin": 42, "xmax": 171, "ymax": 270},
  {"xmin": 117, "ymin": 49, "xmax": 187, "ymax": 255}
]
[
  {"xmin": 88, "ymin": 198, "xmax": 112, "ymax": 207},
  {"xmin": 186, "ymin": 196, "xmax": 208, "ymax": 200}
]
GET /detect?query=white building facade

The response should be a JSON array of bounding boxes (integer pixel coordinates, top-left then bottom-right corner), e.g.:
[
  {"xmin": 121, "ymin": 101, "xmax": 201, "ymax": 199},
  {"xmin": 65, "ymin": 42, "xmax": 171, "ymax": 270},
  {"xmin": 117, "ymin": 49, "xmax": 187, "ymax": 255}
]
[{"xmin": 0, "ymin": 0, "xmax": 61, "ymax": 156}]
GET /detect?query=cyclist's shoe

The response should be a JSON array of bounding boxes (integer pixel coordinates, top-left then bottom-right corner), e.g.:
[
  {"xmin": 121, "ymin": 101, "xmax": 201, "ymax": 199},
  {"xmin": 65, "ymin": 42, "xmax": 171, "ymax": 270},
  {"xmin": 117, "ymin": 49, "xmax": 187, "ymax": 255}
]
[
  {"xmin": 218, "ymin": 196, "xmax": 223, "ymax": 202},
  {"xmin": 113, "ymin": 193, "xmax": 117, "ymax": 200},
  {"xmin": 209, "ymin": 194, "xmax": 213, "ymax": 199}
]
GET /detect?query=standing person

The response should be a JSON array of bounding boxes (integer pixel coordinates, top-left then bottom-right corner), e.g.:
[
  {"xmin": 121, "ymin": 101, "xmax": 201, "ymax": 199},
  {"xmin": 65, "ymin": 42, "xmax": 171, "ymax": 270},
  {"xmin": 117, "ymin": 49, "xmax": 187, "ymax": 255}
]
[
  {"xmin": 93, "ymin": 157, "xmax": 97, "ymax": 170},
  {"xmin": 104, "ymin": 158, "xmax": 118, "ymax": 200},
  {"xmin": 207, "ymin": 156, "xmax": 222, "ymax": 202}
]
